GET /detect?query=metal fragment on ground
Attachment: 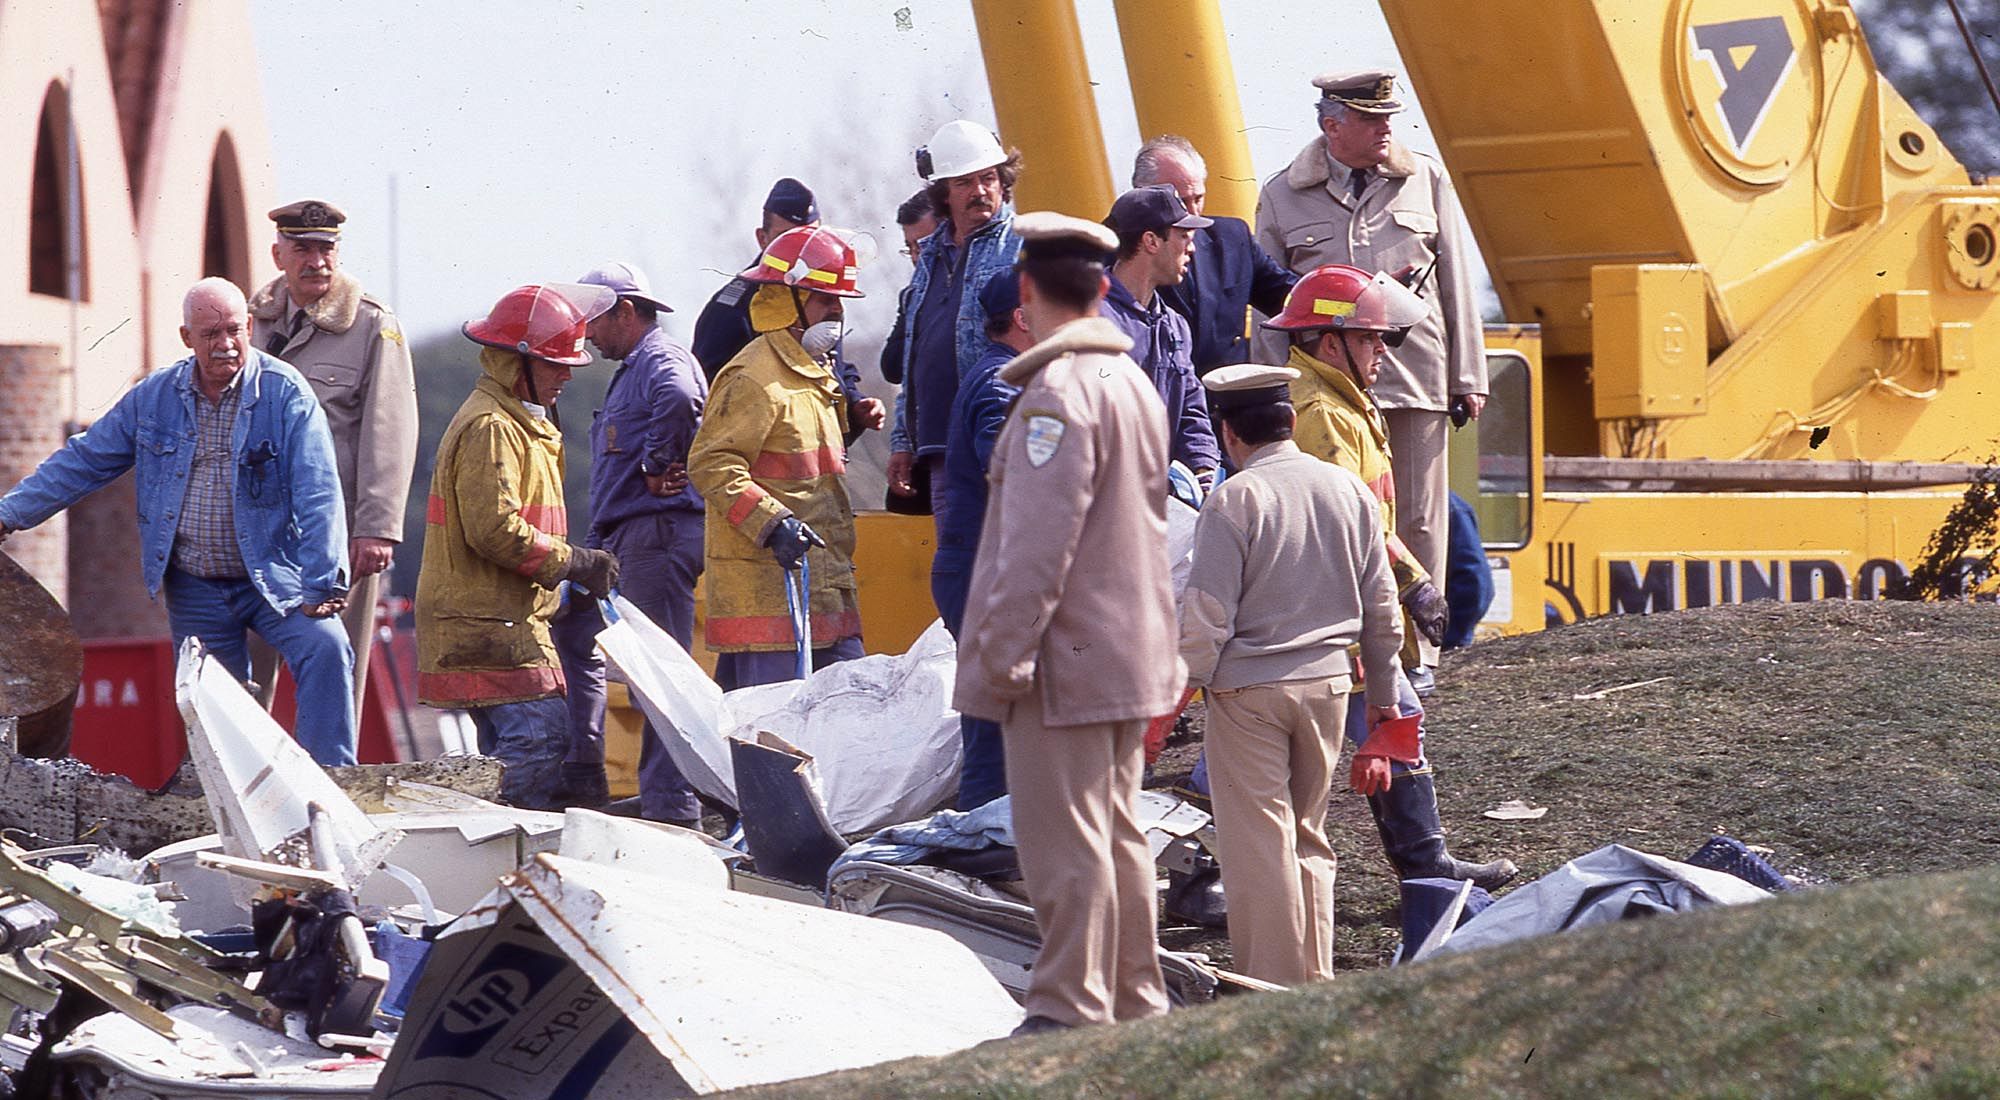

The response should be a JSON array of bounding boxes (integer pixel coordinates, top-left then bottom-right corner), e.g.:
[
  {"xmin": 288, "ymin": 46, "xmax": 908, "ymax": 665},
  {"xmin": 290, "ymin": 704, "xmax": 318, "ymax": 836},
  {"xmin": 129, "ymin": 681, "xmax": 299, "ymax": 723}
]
[
  {"xmin": 174, "ymin": 639, "xmax": 400, "ymax": 890},
  {"xmin": 377, "ymin": 853, "xmax": 1022, "ymax": 1097}
]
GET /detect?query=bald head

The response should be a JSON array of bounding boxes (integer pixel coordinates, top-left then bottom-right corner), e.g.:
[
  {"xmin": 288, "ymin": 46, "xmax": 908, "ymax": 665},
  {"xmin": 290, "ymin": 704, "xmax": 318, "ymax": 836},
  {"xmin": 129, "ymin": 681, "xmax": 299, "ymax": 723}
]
[
  {"xmin": 179, "ymin": 278, "xmax": 251, "ymax": 397},
  {"xmin": 183, "ymin": 277, "xmax": 247, "ymax": 325}
]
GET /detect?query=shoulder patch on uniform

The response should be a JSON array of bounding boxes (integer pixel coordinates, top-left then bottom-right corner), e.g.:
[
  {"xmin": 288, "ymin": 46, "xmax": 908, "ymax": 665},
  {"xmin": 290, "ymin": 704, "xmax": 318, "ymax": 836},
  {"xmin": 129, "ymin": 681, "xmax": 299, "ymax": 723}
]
[
  {"xmin": 1023, "ymin": 414, "xmax": 1066, "ymax": 468},
  {"xmin": 381, "ymin": 327, "xmax": 404, "ymax": 345},
  {"xmin": 717, "ymin": 278, "xmax": 752, "ymax": 307}
]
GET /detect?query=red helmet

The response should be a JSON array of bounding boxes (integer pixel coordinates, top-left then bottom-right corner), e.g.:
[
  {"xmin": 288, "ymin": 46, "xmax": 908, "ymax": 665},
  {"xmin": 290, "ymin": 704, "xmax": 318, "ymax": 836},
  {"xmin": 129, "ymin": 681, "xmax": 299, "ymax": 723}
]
[
  {"xmin": 463, "ymin": 283, "xmax": 616, "ymax": 366},
  {"xmin": 1263, "ymin": 263, "xmax": 1427, "ymax": 334},
  {"xmin": 739, "ymin": 226, "xmax": 866, "ymax": 298}
]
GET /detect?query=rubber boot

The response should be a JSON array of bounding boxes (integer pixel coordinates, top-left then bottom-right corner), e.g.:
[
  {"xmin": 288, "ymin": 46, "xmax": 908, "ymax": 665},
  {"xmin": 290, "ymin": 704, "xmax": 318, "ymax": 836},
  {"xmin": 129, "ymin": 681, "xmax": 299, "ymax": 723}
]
[
  {"xmin": 557, "ymin": 762, "xmax": 610, "ymax": 810},
  {"xmin": 1367, "ymin": 771, "xmax": 1518, "ymax": 891}
]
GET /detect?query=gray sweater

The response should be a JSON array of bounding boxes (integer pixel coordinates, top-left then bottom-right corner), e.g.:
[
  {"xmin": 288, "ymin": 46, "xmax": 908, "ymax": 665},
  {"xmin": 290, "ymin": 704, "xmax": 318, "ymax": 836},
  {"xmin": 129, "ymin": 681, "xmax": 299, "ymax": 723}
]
[{"xmin": 1178, "ymin": 441, "xmax": 1403, "ymax": 701}]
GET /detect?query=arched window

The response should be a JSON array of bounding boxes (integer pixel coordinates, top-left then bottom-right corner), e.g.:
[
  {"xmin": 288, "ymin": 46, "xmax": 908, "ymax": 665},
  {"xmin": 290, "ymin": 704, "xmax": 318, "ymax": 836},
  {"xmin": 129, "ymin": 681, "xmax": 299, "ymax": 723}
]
[
  {"xmin": 29, "ymin": 80, "xmax": 89, "ymax": 300},
  {"xmin": 202, "ymin": 132, "xmax": 248, "ymax": 285}
]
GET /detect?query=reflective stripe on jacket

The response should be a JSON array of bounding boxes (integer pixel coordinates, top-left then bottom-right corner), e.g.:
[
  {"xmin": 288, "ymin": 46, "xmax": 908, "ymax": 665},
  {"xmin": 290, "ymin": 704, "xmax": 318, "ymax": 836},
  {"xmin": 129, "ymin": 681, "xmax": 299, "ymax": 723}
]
[
  {"xmin": 415, "ymin": 348, "xmax": 573, "ymax": 706},
  {"xmin": 689, "ymin": 330, "xmax": 860, "ymax": 652}
]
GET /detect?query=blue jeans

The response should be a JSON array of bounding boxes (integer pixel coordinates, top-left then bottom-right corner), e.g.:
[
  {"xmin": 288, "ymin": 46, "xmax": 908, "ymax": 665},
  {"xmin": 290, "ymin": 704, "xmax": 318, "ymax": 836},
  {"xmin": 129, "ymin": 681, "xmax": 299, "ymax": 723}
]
[
  {"xmin": 468, "ymin": 696, "xmax": 569, "ymax": 810},
  {"xmin": 713, "ymin": 635, "xmax": 865, "ymax": 691},
  {"xmin": 163, "ymin": 567, "xmax": 355, "ymax": 766},
  {"xmin": 931, "ymin": 553, "xmax": 1005, "ymax": 810},
  {"xmin": 552, "ymin": 510, "xmax": 703, "ymax": 821}
]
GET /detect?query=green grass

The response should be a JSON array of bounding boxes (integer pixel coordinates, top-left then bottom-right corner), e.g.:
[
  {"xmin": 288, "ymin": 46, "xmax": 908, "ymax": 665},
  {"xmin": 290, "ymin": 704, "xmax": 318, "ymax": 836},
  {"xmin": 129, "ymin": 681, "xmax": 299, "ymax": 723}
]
[
  {"xmin": 734, "ymin": 603, "xmax": 2000, "ymax": 1097},
  {"xmin": 738, "ymin": 864, "xmax": 2000, "ymax": 1098}
]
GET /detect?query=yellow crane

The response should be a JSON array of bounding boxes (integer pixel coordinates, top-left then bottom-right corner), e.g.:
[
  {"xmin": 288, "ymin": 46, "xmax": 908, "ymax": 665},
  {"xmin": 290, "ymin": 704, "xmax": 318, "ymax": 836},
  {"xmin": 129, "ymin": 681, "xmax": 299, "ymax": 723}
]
[{"xmin": 848, "ymin": 0, "xmax": 1998, "ymax": 650}]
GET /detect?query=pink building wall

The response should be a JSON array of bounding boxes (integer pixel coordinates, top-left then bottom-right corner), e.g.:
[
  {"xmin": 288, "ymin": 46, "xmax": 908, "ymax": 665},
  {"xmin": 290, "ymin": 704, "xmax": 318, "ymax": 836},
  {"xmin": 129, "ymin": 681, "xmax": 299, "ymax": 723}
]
[{"xmin": 0, "ymin": 0, "xmax": 273, "ymax": 635}]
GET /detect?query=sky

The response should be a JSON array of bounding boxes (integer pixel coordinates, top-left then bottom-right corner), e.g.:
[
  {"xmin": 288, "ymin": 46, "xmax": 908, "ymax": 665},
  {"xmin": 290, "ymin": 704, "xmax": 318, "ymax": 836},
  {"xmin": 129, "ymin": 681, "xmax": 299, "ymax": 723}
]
[{"xmin": 247, "ymin": 1, "xmax": 1453, "ymax": 346}]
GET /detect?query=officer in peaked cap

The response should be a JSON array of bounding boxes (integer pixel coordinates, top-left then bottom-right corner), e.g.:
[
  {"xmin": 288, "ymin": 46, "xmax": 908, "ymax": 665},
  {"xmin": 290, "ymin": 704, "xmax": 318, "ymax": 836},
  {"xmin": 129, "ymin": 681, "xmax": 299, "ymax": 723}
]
[
  {"xmin": 1178, "ymin": 362, "xmax": 1406, "ymax": 985},
  {"xmin": 1311, "ymin": 68, "xmax": 1408, "ymax": 114},
  {"xmin": 270, "ymin": 198, "xmax": 347, "ymax": 241},
  {"xmin": 1255, "ymin": 63, "xmax": 1486, "ymax": 692},
  {"xmin": 954, "ymin": 210, "xmax": 1178, "ymax": 1034},
  {"xmin": 247, "ymin": 196, "xmax": 417, "ymax": 721}
]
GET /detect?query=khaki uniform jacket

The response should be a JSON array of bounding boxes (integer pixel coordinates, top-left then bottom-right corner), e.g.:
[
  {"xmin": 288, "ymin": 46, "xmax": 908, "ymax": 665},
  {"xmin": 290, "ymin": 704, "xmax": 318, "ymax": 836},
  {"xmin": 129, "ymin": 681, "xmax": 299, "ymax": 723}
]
[
  {"xmin": 688, "ymin": 330, "xmax": 860, "ymax": 652},
  {"xmin": 251, "ymin": 273, "xmax": 419, "ymax": 542},
  {"xmin": 414, "ymin": 349, "xmax": 574, "ymax": 708},
  {"xmin": 954, "ymin": 317, "xmax": 1185, "ymax": 727},
  {"xmin": 1178, "ymin": 441, "xmax": 1402, "ymax": 704},
  {"xmin": 1253, "ymin": 138, "xmax": 1485, "ymax": 412}
]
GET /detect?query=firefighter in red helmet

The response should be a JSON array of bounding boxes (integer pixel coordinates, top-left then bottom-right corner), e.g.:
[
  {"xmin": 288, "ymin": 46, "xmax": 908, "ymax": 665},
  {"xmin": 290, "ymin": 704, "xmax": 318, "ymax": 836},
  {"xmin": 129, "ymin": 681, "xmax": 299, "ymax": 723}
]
[
  {"xmin": 688, "ymin": 225, "xmax": 873, "ymax": 690},
  {"xmin": 1266, "ymin": 264, "xmax": 1518, "ymax": 891},
  {"xmin": 415, "ymin": 282, "xmax": 621, "ymax": 809}
]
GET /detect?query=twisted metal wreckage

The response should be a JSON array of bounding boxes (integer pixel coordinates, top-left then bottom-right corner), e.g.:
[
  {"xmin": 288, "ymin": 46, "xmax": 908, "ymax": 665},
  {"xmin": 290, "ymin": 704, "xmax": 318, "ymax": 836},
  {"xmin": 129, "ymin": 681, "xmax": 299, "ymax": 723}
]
[{"xmin": 0, "ymin": 564, "xmax": 1783, "ymax": 1098}]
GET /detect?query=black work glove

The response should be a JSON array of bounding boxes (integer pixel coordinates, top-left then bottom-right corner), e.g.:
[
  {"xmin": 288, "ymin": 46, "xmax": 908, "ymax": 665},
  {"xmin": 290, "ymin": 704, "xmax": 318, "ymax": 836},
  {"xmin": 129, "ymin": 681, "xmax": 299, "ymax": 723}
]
[
  {"xmin": 565, "ymin": 546, "xmax": 620, "ymax": 599},
  {"xmin": 1401, "ymin": 578, "xmax": 1449, "ymax": 648},
  {"xmin": 766, "ymin": 515, "xmax": 825, "ymax": 570}
]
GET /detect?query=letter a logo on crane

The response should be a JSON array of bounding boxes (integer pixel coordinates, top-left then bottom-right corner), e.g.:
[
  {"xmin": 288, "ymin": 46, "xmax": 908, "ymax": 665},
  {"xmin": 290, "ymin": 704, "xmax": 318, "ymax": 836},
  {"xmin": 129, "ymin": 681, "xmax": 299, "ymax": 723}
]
[{"xmin": 1689, "ymin": 17, "xmax": 1798, "ymax": 157}]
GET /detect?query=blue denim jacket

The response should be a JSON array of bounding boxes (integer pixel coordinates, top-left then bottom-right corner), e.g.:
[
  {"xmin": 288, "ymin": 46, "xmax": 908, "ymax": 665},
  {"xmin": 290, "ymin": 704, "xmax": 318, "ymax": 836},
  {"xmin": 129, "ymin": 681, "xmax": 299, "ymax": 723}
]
[
  {"xmin": 0, "ymin": 350, "xmax": 348, "ymax": 612},
  {"xmin": 890, "ymin": 204, "xmax": 1022, "ymax": 454}
]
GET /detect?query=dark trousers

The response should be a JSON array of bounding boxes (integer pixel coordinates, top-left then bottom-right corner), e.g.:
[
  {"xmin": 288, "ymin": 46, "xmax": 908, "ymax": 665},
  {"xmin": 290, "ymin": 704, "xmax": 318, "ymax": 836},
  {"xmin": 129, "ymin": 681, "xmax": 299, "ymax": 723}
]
[
  {"xmin": 551, "ymin": 510, "xmax": 703, "ymax": 821},
  {"xmin": 932, "ymin": 548, "xmax": 1006, "ymax": 810},
  {"xmin": 713, "ymin": 635, "xmax": 866, "ymax": 692}
]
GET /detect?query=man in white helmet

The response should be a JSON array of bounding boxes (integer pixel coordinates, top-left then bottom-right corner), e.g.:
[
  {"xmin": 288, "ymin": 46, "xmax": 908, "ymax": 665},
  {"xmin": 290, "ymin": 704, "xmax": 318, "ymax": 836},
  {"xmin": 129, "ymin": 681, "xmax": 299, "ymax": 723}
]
[{"xmin": 885, "ymin": 121, "xmax": 1024, "ymax": 544}]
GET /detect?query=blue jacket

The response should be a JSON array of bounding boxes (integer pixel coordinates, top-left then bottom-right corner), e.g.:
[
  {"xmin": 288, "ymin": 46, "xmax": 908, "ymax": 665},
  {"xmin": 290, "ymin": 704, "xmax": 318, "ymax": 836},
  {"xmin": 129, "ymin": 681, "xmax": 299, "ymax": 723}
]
[
  {"xmin": 891, "ymin": 206, "xmax": 1022, "ymax": 455},
  {"xmin": 0, "ymin": 350, "xmax": 348, "ymax": 612},
  {"xmin": 1444, "ymin": 491, "xmax": 1494, "ymax": 648},
  {"xmin": 936, "ymin": 341, "xmax": 1020, "ymax": 562},
  {"xmin": 1100, "ymin": 276, "xmax": 1221, "ymax": 473},
  {"xmin": 587, "ymin": 326, "xmax": 706, "ymax": 543},
  {"xmin": 1158, "ymin": 216, "xmax": 1298, "ymax": 373}
]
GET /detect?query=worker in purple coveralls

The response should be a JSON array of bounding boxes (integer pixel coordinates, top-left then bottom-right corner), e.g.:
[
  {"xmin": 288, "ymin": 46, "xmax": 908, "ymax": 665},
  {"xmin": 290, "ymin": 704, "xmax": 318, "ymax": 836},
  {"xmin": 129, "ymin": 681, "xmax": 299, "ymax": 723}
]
[{"xmin": 550, "ymin": 262, "xmax": 707, "ymax": 828}]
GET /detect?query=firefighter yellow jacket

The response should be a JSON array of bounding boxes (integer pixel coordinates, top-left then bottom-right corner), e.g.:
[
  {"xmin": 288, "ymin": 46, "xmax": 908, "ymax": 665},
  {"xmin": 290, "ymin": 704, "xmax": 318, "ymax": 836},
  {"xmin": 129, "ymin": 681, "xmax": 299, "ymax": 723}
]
[
  {"xmin": 415, "ymin": 348, "xmax": 574, "ymax": 706},
  {"xmin": 1287, "ymin": 344, "xmax": 1429, "ymax": 593},
  {"xmin": 689, "ymin": 330, "xmax": 860, "ymax": 652}
]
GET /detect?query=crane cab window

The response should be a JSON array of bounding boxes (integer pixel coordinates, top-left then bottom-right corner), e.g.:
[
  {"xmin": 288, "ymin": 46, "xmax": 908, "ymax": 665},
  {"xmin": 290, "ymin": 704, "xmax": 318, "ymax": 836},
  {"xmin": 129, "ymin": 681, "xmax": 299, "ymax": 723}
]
[{"xmin": 1448, "ymin": 351, "xmax": 1531, "ymax": 549}]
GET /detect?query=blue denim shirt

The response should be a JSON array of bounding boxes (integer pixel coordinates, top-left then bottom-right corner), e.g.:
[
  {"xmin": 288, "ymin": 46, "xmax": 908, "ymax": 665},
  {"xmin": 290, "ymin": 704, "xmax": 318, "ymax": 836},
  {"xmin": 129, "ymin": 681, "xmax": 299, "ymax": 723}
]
[
  {"xmin": 1100, "ymin": 276, "xmax": 1221, "ymax": 473},
  {"xmin": 0, "ymin": 350, "xmax": 348, "ymax": 612},
  {"xmin": 587, "ymin": 326, "xmax": 706, "ymax": 544},
  {"xmin": 890, "ymin": 205, "xmax": 1022, "ymax": 454}
]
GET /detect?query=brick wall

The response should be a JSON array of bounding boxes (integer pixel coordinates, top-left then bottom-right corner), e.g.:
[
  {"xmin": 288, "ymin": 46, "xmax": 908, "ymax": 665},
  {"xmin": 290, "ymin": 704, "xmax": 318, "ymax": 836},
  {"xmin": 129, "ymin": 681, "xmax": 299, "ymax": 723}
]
[{"xmin": 0, "ymin": 345, "xmax": 70, "ymax": 601}]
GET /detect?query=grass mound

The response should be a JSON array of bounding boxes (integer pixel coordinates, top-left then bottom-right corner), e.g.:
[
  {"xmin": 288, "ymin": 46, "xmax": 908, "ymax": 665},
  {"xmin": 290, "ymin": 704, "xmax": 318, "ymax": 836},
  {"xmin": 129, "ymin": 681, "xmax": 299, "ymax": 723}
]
[
  {"xmin": 1155, "ymin": 600, "xmax": 2000, "ymax": 968},
  {"xmin": 742, "ymin": 862, "xmax": 2000, "ymax": 1098},
  {"xmin": 736, "ymin": 602, "xmax": 2000, "ymax": 1097}
]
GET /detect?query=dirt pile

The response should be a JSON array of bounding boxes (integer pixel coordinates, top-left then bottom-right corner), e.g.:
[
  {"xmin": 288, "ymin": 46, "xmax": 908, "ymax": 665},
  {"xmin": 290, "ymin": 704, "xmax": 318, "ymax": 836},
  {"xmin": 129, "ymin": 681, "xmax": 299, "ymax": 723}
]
[{"xmin": 1152, "ymin": 600, "xmax": 2000, "ymax": 969}]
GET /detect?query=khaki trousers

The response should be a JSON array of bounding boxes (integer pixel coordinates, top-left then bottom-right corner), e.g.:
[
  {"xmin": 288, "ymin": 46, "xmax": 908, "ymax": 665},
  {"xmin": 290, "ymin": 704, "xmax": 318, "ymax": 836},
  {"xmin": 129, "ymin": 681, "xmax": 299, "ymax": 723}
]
[
  {"xmin": 251, "ymin": 570, "xmax": 378, "ymax": 715},
  {"xmin": 1385, "ymin": 408, "xmax": 1448, "ymax": 667},
  {"xmin": 1204, "ymin": 676, "xmax": 1350, "ymax": 986},
  {"xmin": 1004, "ymin": 688, "xmax": 1171, "ymax": 1027}
]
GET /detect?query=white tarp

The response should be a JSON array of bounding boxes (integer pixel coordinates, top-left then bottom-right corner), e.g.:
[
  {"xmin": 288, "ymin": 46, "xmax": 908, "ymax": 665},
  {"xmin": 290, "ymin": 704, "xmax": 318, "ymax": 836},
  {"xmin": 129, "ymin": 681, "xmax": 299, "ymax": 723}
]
[
  {"xmin": 173, "ymin": 639, "xmax": 399, "ymax": 890},
  {"xmin": 1431, "ymin": 844, "xmax": 1772, "ymax": 957},
  {"xmin": 598, "ymin": 601, "xmax": 961, "ymax": 834}
]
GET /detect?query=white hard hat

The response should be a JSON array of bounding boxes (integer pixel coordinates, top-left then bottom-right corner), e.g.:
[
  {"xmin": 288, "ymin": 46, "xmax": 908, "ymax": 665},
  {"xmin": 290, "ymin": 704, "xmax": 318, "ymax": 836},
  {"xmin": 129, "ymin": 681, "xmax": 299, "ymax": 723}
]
[{"xmin": 917, "ymin": 120, "xmax": 1007, "ymax": 181}]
